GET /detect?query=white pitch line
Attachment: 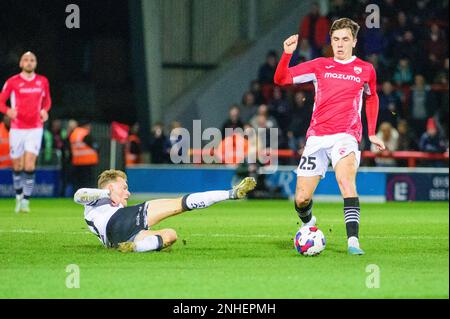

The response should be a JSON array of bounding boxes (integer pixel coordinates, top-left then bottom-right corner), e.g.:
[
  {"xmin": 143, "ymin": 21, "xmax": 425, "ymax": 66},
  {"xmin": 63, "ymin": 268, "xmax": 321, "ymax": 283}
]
[
  {"xmin": 188, "ymin": 233, "xmax": 449, "ymax": 240},
  {"xmin": 0, "ymin": 229, "xmax": 88, "ymax": 235},
  {"xmin": 0, "ymin": 230, "xmax": 448, "ymax": 241}
]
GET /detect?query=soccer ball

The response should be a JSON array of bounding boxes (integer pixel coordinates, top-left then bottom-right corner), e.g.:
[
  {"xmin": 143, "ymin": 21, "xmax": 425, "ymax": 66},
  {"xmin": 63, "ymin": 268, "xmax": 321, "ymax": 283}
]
[{"xmin": 294, "ymin": 226, "xmax": 326, "ymax": 256}]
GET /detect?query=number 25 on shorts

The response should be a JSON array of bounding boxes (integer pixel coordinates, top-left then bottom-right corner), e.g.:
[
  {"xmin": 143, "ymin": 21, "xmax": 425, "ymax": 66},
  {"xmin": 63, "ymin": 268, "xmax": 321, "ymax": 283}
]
[{"xmin": 299, "ymin": 156, "xmax": 317, "ymax": 171}]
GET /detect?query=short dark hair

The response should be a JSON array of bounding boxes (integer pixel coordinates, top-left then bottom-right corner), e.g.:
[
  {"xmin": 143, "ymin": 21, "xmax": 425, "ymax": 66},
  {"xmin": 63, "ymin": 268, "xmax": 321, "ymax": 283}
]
[{"xmin": 330, "ymin": 18, "xmax": 360, "ymax": 39}]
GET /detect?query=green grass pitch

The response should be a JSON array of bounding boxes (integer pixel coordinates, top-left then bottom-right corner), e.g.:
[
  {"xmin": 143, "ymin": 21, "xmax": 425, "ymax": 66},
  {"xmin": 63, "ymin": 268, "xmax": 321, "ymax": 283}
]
[{"xmin": 0, "ymin": 198, "xmax": 448, "ymax": 298}]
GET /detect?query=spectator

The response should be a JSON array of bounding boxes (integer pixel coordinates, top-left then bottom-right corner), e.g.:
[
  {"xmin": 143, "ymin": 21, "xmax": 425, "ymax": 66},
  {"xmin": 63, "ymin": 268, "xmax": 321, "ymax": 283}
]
[
  {"xmin": 250, "ymin": 104, "xmax": 278, "ymax": 130},
  {"xmin": 424, "ymin": 23, "xmax": 448, "ymax": 82},
  {"xmin": 366, "ymin": 53, "xmax": 391, "ymax": 83},
  {"xmin": 66, "ymin": 119, "xmax": 78, "ymax": 140},
  {"xmin": 268, "ymin": 86, "xmax": 290, "ymax": 132},
  {"xmin": 409, "ymin": 74, "xmax": 435, "ymax": 137},
  {"xmin": 149, "ymin": 122, "xmax": 170, "ymax": 164},
  {"xmin": 258, "ymin": 50, "xmax": 278, "ymax": 84},
  {"xmin": 410, "ymin": 0, "xmax": 435, "ymax": 24},
  {"xmin": 419, "ymin": 117, "xmax": 447, "ymax": 153},
  {"xmin": 393, "ymin": 57, "xmax": 414, "ymax": 86},
  {"xmin": 378, "ymin": 81, "xmax": 403, "ymax": 127},
  {"xmin": 363, "ymin": 25, "xmax": 386, "ymax": 57},
  {"xmin": 433, "ymin": 57, "xmax": 449, "ymax": 85},
  {"xmin": 419, "ymin": 117, "xmax": 447, "ymax": 167},
  {"xmin": 51, "ymin": 120, "xmax": 67, "ymax": 155},
  {"xmin": 297, "ymin": 38, "xmax": 314, "ymax": 62},
  {"xmin": 0, "ymin": 115, "xmax": 12, "ymax": 168},
  {"xmin": 62, "ymin": 119, "xmax": 78, "ymax": 197},
  {"xmin": 42, "ymin": 124, "xmax": 54, "ymax": 165},
  {"xmin": 216, "ymin": 130, "xmax": 248, "ymax": 165},
  {"xmin": 299, "ymin": 2, "xmax": 330, "ymax": 58},
  {"xmin": 379, "ymin": 0, "xmax": 400, "ymax": 21},
  {"xmin": 251, "ymin": 113, "xmax": 277, "ymax": 152},
  {"xmin": 42, "ymin": 119, "xmax": 67, "ymax": 165},
  {"xmin": 69, "ymin": 121, "xmax": 99, "ymax": 192},
  {"xmin": 328, "ymin": 0, "xmax": 353, "ymax": 22},
  {"xmin": 425, "ymin": 23, "xmax": 448, "ymax": 65},
  {"xmin": 394, "ymin": 31, "xmax": 424, "ymax": 70},
  {"xmin": 392, "ymin": 11, "xmax": 410, "ymax": 41},
  {"xmin": 371, "ymin": 122, "xmax": 399, "ymax": 167},
  {"xmin": 125, "ymin": 123, "xmax": 143, "ymax": 166},
  {"xmin": 221, "ymin": 104, "xmax": 244, "ymax": 136},
  {"xmin": 249, "ymin": 80, "xmax": 265, "ymax": 105},
  {"xmin": 397, "ymin": 119, "xmax": 417, "ymax": 151},
  {"xmin": 240, "ymin": 91, "xmax": 258, "ymax": 124},
  {"xmin": 434, "ymin": 58, "xmax": 449, "ymax": 141},
  {"xmin": 287, "ymin": 91, "xmax": 312, "ymax": 152}
]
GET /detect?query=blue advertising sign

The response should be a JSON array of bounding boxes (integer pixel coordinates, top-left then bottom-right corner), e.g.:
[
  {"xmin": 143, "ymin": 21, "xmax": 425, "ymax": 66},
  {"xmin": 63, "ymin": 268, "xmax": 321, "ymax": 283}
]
[
  {"xmin": 0, "ymin": 168, "xmax": 60, "ymax": 198},
  {"xmin": 386, "ymin": 173, "xmax": 449, "ymax": 201}
]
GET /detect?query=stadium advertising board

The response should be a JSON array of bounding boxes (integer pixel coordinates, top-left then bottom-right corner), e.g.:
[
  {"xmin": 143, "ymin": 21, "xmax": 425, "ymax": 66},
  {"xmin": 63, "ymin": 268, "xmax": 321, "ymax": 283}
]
[{"xmin": 0, "ymin": 168, "xmax": 60, "ymax": 198}]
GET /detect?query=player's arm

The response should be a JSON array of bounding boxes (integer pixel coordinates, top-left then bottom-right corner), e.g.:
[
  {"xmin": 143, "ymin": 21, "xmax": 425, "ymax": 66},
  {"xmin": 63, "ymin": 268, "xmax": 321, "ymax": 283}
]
[
  {"xmin": 74, "ymin": 188, "xmax": 111, "ymax": 206},
  {"xmin": 40, "ymin": 77, "xmax": 51, "ymax": 122},
  {"xmin": 74, "ymin": 187, "xmax": 123, "ymax": 206},
  {"xmin": 0, "ymin": 80, "xmax": 17, "ymax": 119},
  {"xmin": 274, "ymin": 34, "xmax": 316, "ymax": 86},
  {"xmin": 365, "ymin": 66, "xmax": 385, "ymax": 151}
]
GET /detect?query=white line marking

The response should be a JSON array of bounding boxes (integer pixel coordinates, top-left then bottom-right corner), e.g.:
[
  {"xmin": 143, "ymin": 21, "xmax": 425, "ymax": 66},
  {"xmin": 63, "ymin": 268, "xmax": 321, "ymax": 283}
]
[{"xmin": 0, "ymin": 230, "xmax": 448, "ymax": 241}]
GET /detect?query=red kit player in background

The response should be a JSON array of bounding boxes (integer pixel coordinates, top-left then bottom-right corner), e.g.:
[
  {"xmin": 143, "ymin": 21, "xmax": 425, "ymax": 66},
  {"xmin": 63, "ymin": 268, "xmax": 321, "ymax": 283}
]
[
  {"xmin": 0, "ymin": 52, "xmax": 52, "ymax": 213},
  {"xmin": 275, "ymin": 18, "xmax": 385, "ymax": 255}
]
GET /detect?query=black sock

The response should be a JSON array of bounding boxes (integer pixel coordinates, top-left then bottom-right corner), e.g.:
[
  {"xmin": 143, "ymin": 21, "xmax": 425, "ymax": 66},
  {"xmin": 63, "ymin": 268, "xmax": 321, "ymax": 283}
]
[
  {"xmin": 295, "ymin": 200, "xmax": 313, "ymax": 224},
  {"xmin": 181, "ymin": 194, "xmax": 192, "ymax": 211},
  {"xmin": 344, "ymin": 197, "xmax": 360, "ymax": 238}
]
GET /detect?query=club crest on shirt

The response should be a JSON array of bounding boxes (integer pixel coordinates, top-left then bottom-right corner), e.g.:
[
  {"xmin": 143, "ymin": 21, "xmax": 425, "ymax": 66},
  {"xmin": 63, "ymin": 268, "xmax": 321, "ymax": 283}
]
[{"xmin": 354, "ymin": 66, "xmax": 362, "ymax": 74}]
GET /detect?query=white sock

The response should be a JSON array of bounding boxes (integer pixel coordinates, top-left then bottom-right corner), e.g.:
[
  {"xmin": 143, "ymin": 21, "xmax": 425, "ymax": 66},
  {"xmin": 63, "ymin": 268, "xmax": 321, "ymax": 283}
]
[
  {"xmin": 134, "ymin": 235, "xmax": 163, "ymax": 252},
  {"xmin": 348, "ymin": 236, "xmax": 360, "ymax": 248},
  {"xmin": 183, "ymin": 190, "xmax": 231, "ymax": 210}
]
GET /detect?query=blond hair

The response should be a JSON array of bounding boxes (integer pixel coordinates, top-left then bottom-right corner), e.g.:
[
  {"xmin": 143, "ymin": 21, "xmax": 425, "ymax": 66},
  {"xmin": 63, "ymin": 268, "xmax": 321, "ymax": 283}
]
[
  {"xmin": 330, "ymin": 18, "xmax": 360, "ymax": 39},
  {"xmin": 97, "ymin": 170, "xmax": 127, "ymax": 188}
]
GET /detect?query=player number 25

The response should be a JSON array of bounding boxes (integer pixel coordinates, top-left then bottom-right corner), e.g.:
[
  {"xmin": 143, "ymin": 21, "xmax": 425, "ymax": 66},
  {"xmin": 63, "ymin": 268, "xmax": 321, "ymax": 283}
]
[{"xmin": 299, "ymin": 156, "xmax": 317, "ymax": 170}]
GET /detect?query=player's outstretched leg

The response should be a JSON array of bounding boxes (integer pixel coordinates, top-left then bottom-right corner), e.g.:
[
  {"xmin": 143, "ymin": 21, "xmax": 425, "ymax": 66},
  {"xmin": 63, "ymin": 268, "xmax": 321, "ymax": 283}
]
[
  {"xmin": 335, "ymin": 153, "xmax": 364, "ymax": 255},
  {"xmin": 118, "ymin": 177, "xmax": 257, "ymax": 253},
  {"xmin": 294, "ymin": 176, "xmax": 321, "ymax": 228},
  {"xmin": 118, "ymin": 229, "xmax": 177, "ymax": 253}
]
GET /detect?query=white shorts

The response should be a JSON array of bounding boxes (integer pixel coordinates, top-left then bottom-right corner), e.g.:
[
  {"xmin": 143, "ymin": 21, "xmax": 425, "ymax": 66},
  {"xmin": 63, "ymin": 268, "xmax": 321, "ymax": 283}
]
[
  {"xmin": 9, "ymin": 128, "xmax": 44, "ymax": 159},
  {"xmin": 296, "ymin": 133, "xmax": 361, "ymax": 179}
]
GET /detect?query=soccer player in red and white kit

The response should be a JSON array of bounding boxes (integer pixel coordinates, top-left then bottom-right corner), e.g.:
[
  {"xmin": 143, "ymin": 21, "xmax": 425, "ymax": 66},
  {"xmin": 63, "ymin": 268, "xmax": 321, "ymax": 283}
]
[
  {"xmin": 274, "ymin": 18, "xmax": 385, "ymax": 255},
  {"xmin": 0, "ymin": 52, "xmax": 51, "ymax": 213}
]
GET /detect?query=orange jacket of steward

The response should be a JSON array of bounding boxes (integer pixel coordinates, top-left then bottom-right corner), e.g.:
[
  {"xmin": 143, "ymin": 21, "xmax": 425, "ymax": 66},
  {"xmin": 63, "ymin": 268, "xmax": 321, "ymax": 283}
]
[
  {"xmin": 216, "ymin": 134, "xmax": 249, "ymax": 164},
  {"xmin": 0, "ymin": 122, "xmax": 12, "ymax": 168},
  {"xmin": 70, "ymin": 127, "xmax": 99, "ymax": 166},
  {"xmin": 125, "ymin": 134, "xmax": 142, "ymax": 166}
]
